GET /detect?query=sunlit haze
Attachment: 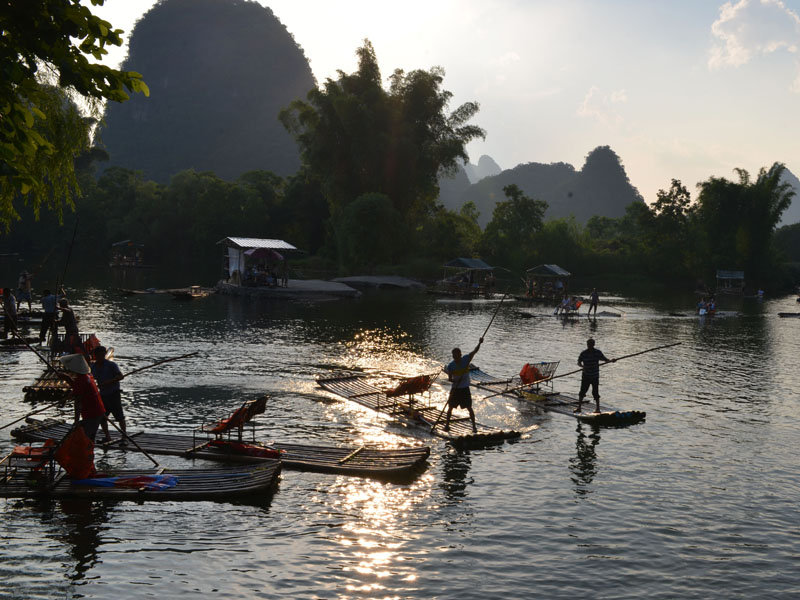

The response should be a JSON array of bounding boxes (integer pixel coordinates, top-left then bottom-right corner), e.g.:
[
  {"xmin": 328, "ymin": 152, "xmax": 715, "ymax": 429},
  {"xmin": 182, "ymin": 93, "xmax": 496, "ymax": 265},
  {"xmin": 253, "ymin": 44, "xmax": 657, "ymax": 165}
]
[{"xmin": 91, "ymin": 0, "xmax": 800, "ymax": 204}]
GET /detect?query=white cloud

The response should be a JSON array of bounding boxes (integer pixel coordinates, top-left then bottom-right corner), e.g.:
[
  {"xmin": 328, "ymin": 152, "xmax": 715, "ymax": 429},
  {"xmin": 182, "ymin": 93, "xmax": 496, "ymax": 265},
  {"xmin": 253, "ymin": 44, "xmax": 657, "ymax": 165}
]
[
  {"xmin": 709, "ymin": 0, "xmax": 800, "ymax": 69},
  {"xmin": 577, "ymin": 86, "xmax": 628, "ymax": 127}
]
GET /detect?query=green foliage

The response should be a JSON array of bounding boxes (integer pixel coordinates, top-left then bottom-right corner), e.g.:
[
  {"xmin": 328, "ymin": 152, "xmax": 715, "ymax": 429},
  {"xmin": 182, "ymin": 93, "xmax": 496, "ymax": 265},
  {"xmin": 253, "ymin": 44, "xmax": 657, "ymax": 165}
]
[
  {"xmin": 335, "ymin": 193, "xmax": 403, "ymax": 270},
  {"xmin": 0, "ymin": 0, "xmax": 148, "ymax": 231},
  {"xmin": 280, "ymin": 40, "xmax": 485, "ymax": 231},
  {"xmin": 695, "ymin": 163, "xmax": 794, "ymax": 280},
  {"xmin": 481, "ymin": 184, "xmax": 547, "ymax": 271},
  {"xmin": 775, "ymin": 222, "xmax": 800, "ymax": 262},
  {"xmin": 417, "ymin": 203, "xmax": 482, "ymax": 262}
]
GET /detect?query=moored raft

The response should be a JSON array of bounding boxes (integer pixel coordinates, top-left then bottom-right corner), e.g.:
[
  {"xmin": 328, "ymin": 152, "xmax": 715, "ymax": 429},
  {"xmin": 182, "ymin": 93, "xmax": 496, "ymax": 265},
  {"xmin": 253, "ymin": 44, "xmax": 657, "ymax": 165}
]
[
  {"xmin": 13, "ymin": 419, "xmax": 430, "ymax": 479},
  {"xmin": 317, "ymin": 372, "xmax": 520, "ymax": 446},
  {"xmin": 0, "ymin": 459, "xmax": 280, "ymax": 501}
]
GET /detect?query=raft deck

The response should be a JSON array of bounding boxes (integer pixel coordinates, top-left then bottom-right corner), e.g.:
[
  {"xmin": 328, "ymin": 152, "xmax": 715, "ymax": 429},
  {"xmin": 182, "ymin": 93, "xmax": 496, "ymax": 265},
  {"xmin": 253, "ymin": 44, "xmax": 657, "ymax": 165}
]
[
  {"xmin": 13, "ymin": 419, "xmax": 430, "ymax": 480},
  {"xmin": 470, "ymin": 367, "xmax": 646, "ymax": 426},
  {"xmin": 0, "ymin": 460, "xmax": 280, "ymax": 501},
  {"xmin": 317, "ymin": 373, "xmax": 520, "ymax": 445}
]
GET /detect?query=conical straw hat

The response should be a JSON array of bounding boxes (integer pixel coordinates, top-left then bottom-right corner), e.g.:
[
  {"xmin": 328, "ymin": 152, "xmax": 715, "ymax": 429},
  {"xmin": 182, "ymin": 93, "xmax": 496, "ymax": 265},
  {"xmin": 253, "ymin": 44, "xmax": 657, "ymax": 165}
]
[{"xmin": 59, "ymin": 353, "xmax": 90, "ymax": 375}]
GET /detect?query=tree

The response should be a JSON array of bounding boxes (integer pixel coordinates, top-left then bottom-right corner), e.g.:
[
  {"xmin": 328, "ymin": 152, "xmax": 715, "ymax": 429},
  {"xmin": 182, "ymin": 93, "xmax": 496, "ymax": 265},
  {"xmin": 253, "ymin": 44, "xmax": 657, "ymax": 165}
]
[
  {"xmin": 336, "ymin": 192, "xmax": 403, "ymax": 270},
  {"xmin": 695, "ymin": 163, "xmax": 794, "ymax": 280},
  {"xmin": 280, "ymin": 40, "xmax": 484, "ymax": 230},
  {"xmin": 481, "ymin": 184, "xmax": 547, "ymax": 271},
  {"xmin": 1, "ymin": 0, "xmax": 149, "ymax": 231}
]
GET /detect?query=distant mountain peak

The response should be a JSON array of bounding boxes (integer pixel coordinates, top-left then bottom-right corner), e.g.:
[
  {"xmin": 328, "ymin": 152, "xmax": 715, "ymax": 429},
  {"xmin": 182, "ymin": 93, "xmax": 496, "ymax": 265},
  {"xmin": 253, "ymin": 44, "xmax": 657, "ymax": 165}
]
[{"xmin": 463, "ymin": 154, "xmax": 502, "ymax": 183}]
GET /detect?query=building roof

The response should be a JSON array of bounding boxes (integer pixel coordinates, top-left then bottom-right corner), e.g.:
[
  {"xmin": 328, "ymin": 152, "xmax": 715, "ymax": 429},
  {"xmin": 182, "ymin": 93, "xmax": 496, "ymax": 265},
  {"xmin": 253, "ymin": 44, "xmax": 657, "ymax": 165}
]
[
  {"xmin": 525, "ymin": 264, "xmax": 571, "ymax": 277},
  {"xmin": 716, "ymin": 270, "xmax": 745, "ymax": 279},
  {"xmin": 443, "ymin": 258, "xmax": 494, "ymax": 270},
  {"xmin": 217, "ymin": 237, "xmax": 298, "ymax": 251}
]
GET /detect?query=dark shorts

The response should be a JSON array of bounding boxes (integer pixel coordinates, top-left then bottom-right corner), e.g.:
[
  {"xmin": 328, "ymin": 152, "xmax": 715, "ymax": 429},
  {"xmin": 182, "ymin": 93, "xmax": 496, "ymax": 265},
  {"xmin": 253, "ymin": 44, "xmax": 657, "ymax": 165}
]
[
  {"xmin": 579, "ymin": 377, "xmax": 600, "ymax": 400},
  {"xmin": 102, "ymin": 390, "xmax": 125, "ymax": 423},
  {"xmin": 448, "ymin": 387, "xmax": 473, "ymax": 409}
]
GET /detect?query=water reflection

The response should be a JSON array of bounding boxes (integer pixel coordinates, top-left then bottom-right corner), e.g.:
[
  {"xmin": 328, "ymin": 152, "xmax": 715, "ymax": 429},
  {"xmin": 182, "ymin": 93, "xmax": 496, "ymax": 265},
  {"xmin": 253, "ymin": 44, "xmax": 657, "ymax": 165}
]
[
  {"xmin": 439, "ymin": 449, "xmax": 473, "ymax": 502},
  {"xmin": 570, "ymin": 423, "xmax": 601, "ymax": 496}
]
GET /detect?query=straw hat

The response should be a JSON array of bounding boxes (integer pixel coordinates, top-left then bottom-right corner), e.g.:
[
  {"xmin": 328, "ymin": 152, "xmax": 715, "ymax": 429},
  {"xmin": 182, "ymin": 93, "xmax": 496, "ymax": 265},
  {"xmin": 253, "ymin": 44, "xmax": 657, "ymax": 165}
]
[{"xmin": 59, "ymin": 354, "xmax": 90, "ymax": 375}]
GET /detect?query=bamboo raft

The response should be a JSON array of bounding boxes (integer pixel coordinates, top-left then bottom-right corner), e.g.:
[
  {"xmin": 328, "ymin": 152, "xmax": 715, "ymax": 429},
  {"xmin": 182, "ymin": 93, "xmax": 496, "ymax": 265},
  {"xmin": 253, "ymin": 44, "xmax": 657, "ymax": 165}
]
[
  {"xmin": 13, "ymin": 419, "xmax": 430, "ymax": 479},
  {"xmin": 0, "ymin": 458, "xmax": 280, "ymax": 501},
  {"xmin": 22, "ymin": 369, "xmax": 71, "ymax": 402},
  {"xmin": 316, "ymin": 373, "xmax": 520, "ymax": 445},
  {"xmin": 470, "ymin": 366, "xmax": 646, "ymax": 426}
]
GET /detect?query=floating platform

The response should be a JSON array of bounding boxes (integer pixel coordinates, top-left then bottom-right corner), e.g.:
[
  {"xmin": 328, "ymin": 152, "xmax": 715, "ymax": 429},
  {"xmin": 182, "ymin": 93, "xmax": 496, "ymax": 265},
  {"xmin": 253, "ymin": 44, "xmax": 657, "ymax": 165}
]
[
  {"xmin": 13, "ymin": 419, "xmax": 430, "ymax": 480},
  {"xmin": 317, "ymin": 373, "xmax": 520, "ymax": 446},
  {"xmin": 470, "ymin": 367, "xmax": 646, "ymax": 426},
  {"xmin": 216, "ymin": 280, "xmax": 361, "ymax": 299},
  {"xmin": 331, "ymin": 275, "xmax": 425, "ymax": 290},
  {"xmin": 0, "ymin": 460, "xmax": 280, "ymax": 501}
]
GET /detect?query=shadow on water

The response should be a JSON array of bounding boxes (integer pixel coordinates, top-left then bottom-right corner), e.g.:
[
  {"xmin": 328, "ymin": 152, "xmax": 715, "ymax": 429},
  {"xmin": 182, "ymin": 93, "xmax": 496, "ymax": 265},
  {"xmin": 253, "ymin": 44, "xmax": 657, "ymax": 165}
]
[{"xmin": 569, "ymin": 422, "xmax": 601, "ymax": 496}]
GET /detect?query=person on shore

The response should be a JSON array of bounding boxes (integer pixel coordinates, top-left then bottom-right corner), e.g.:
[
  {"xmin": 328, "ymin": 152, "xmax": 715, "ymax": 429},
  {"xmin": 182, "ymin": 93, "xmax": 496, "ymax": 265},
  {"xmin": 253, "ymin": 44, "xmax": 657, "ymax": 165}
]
[
  {"xmin": 443, "ymin": 337, "xmax": 483, "ymax": 433},
  {"xmin": 16, "ymin": 270, "xmax": 33, "ymax": 312},
  {"xmin": 575, "ymin": 338, "xmax": 615, "ymax": 414},
  {"xmin": 91, "ymin": 346, "xmax": 126, "ymax": 443},
  {"xmin": 39, "ymin": 289, "xmax": 60, "ymax": 344},
  {"xmin": 2, "ymin": 287, "xmax": 17, "ymax": 339},
  {"xmin": 588, "ymin": 288, "xmax": 599, "ymax": 316},
  {"xmin": 59, "ymin": 353, "xmax": 105, "ymax": 443}
]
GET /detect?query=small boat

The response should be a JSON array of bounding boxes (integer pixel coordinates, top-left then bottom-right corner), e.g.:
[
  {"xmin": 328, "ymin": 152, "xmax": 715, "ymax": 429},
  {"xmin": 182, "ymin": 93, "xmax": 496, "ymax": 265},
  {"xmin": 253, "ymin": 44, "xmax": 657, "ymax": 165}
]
[
  {"xmin": 170, "ymin": 285, "xmax": 213, "ymax": 300},
  {"xmin": 13, "ymin": 418, "xmax": 430, "ymax": 480},
  {"xmin": 317, "ymin": 372, "xmax": 520, "ymax": 446},
  {"xmin": 778, "ymin": 312, "xmax": 800, "ymax": 318}
]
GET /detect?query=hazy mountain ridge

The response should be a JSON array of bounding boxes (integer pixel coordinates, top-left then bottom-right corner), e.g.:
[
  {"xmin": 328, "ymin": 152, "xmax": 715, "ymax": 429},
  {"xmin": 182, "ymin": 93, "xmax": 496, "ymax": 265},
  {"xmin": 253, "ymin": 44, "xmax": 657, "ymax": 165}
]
[
  {"xmin": 780, "ymin": 168, "xmax": 800, "ymax": 226},
  {"xmin": 99, "ymin": 0, "xmax": 316, "ymax": 183},
  {"xmin": 439, "ymin": 146, "xmax": 643, "ymax": 227}
]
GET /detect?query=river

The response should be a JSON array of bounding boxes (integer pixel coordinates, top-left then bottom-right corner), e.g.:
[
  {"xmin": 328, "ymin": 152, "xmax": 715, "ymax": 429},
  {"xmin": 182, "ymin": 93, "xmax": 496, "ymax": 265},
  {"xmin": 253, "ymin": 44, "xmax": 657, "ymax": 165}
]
[{"xmin": 1, "ymin": 284, "xmax": 799, "ymax": 599}]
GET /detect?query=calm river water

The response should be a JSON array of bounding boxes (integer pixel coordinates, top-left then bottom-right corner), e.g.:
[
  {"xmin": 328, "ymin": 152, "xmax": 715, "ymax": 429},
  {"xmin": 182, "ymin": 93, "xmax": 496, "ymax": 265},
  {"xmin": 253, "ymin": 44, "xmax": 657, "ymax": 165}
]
[{"xmin": 1, "ymin": 282, "xmax": 799, "ymax": 599}]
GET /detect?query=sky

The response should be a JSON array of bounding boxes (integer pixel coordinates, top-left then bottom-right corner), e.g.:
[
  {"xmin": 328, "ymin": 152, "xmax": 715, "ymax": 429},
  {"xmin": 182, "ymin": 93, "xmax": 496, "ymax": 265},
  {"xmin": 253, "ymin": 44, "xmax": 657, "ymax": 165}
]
[{"xmin": 91, "ymin": 0, "xmax": 800, "ymax": 205}]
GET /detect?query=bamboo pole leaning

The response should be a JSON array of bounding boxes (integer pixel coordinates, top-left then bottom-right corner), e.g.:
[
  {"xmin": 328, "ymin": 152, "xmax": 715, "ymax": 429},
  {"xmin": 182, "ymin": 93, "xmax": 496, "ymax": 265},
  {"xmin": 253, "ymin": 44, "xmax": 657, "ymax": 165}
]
[{"xmin": 481, "ymin": 341, "xmax": 682, "ymax": 400}]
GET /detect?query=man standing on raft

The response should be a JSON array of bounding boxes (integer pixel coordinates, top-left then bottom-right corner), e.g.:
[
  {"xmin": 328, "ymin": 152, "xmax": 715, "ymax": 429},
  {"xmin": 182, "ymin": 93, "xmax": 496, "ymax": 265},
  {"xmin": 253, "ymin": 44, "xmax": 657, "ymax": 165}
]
[
  {"xmin": 575, "ymin": 338, "xmax": 616, "ymax": 413},
  {"xmin": 443, "ymin": 337, "xmax": 483, "ymax": 433}
]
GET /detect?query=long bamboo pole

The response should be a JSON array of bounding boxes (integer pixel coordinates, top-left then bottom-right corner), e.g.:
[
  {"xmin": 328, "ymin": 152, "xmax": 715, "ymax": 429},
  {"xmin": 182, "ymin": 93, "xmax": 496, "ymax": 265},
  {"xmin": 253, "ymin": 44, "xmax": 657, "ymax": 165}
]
[
  {"xmin": 481, "ymin": 341, "xmax": 682, "ymax": 400},
  {"xmin": 431, "ymin": 290, "xmax": 511, "ymax": 432}
]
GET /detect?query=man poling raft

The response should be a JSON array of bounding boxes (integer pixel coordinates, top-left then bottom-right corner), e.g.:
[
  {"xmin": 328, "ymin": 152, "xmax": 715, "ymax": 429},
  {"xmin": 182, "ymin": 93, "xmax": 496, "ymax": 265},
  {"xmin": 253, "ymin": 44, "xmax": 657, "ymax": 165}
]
[
  {"xmin": 432, "ymin": 291, "xmax": 510, "ymax": 433},
  {"xmin": 442, "ymin": 337, "xmax": 483, "ymax": 433}
]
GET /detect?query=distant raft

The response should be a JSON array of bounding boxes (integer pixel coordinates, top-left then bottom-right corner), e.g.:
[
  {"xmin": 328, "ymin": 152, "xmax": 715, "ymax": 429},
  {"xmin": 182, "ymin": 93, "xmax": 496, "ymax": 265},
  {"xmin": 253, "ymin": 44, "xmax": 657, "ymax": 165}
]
[{"xmin": 317, "ymin": 372, "xmax": 520, "ymax": 446}]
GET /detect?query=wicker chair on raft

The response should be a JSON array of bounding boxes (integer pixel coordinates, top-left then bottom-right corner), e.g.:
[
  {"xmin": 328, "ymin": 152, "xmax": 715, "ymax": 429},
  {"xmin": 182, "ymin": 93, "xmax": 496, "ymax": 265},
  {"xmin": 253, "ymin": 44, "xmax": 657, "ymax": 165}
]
[
  {"xmin": 380, "ymin": 372, "xmax": 440, "ymax": 418},
  {"xmin": 187, "ymin": 396, "xmax": 282, "ymax": 459}
]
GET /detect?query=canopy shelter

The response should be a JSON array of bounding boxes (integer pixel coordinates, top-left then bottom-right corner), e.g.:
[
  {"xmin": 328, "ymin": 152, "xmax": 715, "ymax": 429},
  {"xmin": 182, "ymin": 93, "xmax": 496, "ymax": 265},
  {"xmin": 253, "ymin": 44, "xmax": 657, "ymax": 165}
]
[
  {"xmin": 110, "ymin": 240, "xmax": 146, "ymax": 267},
  {"xmin": 434, "ymin": 257, "xmax": 496, "ymax": 296},
  {"xmin": 217, "ymin": 237, "xmax": 298, "ymax": 287},
  {"xmin": 523, "ymin": 264, "xmax": 571, "ymax": 301},
  {"xmin": 715, "ymin": 269, "xmax": 745, "ymax": 295}
]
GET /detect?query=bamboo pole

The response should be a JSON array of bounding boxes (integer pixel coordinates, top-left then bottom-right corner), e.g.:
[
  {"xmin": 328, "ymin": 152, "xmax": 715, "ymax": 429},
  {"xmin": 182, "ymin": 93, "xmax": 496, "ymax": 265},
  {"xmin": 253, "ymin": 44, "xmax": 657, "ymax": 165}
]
[{"xmin": 481, "ymin": 341, "xmax": 682, "ymax": 400}]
